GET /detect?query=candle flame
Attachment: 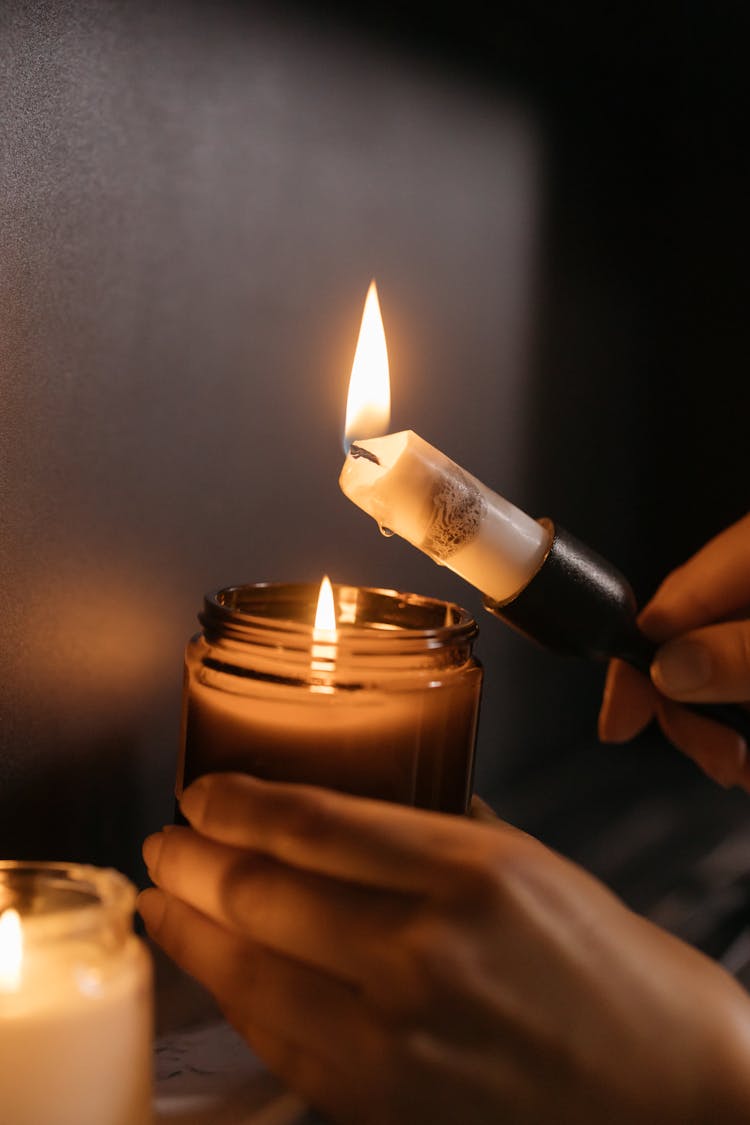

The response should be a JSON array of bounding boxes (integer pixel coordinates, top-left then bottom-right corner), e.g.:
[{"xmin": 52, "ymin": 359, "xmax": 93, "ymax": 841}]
[
  {"xmin": 0, "ymin": 909, "xmax": 22, "ymax": 991},
  {"xmin": 313, "ymin": 575, "xmax": 337, "ymax": 637},
  {"xmin": 344, "ymin": 280, "xmax": 391, "ymax": 451}
]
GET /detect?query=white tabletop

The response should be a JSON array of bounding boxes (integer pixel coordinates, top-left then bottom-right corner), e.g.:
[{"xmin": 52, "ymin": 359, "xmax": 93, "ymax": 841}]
[{"xmin": 154, "ymin": 1019, "xmax": 323, "ymax": 1125}]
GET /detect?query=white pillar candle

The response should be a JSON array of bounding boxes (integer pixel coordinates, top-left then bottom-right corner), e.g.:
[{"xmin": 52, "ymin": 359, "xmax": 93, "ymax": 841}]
[
  {"xmin": 339, "ymin": 430, "xmax": 551, "ymax": 604},
  {"xmin": 0, "ymin": 862, "xmax": 153, "ymax": 1125},
  {"xmin": 338, "ymin": 283, "xmax": 551, "ymax": 605}
]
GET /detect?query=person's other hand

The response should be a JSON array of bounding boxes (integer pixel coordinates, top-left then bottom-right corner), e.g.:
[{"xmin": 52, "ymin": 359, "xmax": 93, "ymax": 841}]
[
  {"xmin": 139, "ymin": 773, "xmax": 750, "ymax": 1125},
  {"xmin": 599, "ymin": 512, "xmax": 750, "ymax": 790}
]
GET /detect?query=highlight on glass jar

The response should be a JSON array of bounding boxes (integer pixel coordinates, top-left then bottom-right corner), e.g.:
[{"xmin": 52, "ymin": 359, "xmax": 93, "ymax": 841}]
[
  {"xmin": 0, "ymin": 861, "xmax": 153, "ymax": 1125},
  {"xmin": 177, "ymin": 579, "xmax": 484, "ymax": 815}
]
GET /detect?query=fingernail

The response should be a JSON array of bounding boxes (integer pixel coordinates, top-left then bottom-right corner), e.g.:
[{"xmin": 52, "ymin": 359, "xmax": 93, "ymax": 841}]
[
  {"xmin": 652, "ymin": 640, "xmax": 713, "ymax": 695},
  {"xmin": 136, "ymin": 888, "xmax": 167, "ymax": 934},
  {"xmin": 142, "ymin": 831, "xmax": 165, "ymax": 872},
  {"xmin": 180, "ymin": 776, "xmax": 210, "ymax": 824}
]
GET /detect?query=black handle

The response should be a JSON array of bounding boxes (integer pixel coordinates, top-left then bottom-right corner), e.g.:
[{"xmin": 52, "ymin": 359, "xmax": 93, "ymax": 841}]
[{"xmin": 483, "ymin": 521, "xmax": 750, "ymax": 744}]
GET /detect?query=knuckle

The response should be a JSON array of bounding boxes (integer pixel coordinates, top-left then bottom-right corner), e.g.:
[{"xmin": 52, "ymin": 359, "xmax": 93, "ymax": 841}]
[
  {"xmin": 154, "ymin": 896, "xmax": 186, "ymax": 955},
  {"xmin": 371, "ymin": 912, "xmax": 460, "ymax": 1023},
  {"xmin": 447, "ymin": 851, "xmax": 505, "ymax": 907},
  {"xmin": 277, "ymin": 790, "xmax": 332, "ymax": 852},
  {"xmin": 404, "ymin": 915, "xmax": 452, "ymax": 986},
  {"xmin": 216, "ymin": 854, "xmax": 270, "ymax": 933},
  {"xmin": 439, "ymin": 836, "xmax": 533, "ymax": 913}
]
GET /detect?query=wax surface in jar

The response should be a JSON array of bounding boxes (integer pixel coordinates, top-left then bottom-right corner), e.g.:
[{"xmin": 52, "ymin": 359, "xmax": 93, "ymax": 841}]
[{"xmin": 179, "ymin": 640, "xmax": 482, "ymax": 815}]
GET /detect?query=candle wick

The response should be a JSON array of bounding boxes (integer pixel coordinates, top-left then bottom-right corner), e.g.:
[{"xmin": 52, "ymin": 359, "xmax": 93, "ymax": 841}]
[{"xmin": 350, "ymin": 444, "xmax": 380, "ymax": 466}]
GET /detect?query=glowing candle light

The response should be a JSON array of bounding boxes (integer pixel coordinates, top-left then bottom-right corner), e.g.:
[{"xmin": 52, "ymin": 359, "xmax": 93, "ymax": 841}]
[
  {"xmin": 0, "ymin": 863, "xmax": 152, "ymax": 1125},
  {"xmin": 0, "ymin": 909, "xmax": 22, "ymax": 992},
  {"xmin": 313, "ymin": 574, "xmax": 336, "ymax": 637},
  {"xmin": 339, "ymin": 282, "xmax": 551, "ymax": 605},
  {"xmin": 174, "ymin": 281, "xmax": 485, "ymax": 814},
  {"xmin": 344, "ymin": 279, "xmax": 390, "ymax": 450},
  {"xmin": 335, "ymin": 281, "xmax": 750, "ymax": 759},
  {"xmin": 178, "ymin": 578, "xmax": 483, "ymax": 813},
  {"xmin": 311, "ymin": 574, "xmax": 337, "ymax": 679}
]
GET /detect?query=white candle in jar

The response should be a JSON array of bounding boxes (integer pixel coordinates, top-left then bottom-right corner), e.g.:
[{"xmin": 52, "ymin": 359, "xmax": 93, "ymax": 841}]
[
  {"xmin": 338, "ymin": 282, "xmax": 551, "ymax": 605},
  {"xmin": 0, "ymin": 863, "xmax": 153, "ymax": 1125}
]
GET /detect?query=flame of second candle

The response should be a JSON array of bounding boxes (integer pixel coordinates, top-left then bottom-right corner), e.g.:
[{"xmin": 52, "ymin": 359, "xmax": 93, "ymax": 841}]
[
  {"xmin": 0, "ymin": 909, "xmax": 22, "ymax": 991},
  {"xmin": 343, "ymin": 280, "xmax": 391, "ymax": 452}
]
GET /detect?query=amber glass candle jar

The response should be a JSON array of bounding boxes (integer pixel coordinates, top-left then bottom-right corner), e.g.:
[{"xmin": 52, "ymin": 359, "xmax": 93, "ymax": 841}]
[{"xmin": 177, "ymin": 582, "xmax": 483, "ymax": 814}]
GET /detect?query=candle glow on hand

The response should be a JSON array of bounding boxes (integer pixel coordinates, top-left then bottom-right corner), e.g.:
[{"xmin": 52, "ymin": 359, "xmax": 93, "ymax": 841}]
[
  {"xmin": 338, "ymin": 285, "xmax": 552, "ymax": 604},
  {"xmin": 0, "ymin": 909, "xmax": 22, "ymax": 991}
]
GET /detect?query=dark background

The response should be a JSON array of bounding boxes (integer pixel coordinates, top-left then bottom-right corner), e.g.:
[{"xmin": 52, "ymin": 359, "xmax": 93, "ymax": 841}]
[{"xmin": 1, "ymin": 1, "xmax": 748, "ymax": 942}]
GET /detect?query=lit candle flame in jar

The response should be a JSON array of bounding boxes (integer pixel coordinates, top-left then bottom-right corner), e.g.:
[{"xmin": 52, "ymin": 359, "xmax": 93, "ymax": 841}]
[
  {"xmin": 311, "ymin": 576, "xmax": 337, "ymax": 680},
  {"xmin": 0, "ymin": 909, "xmax": 23, "ymax": 991},
  {"xmin": 344, "ymin": 280, "xmax": 391, "ymax": 451},
  {"xmin": 313, "ymin": 575, "xmax": 337, "ymax": 639}
]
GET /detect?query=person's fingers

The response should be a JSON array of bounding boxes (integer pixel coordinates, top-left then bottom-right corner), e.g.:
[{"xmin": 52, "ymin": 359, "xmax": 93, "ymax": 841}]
[
  {"xmin": 638, "ymin": 513, "xmax": 750, "ymax": 643},
  {"xmin": 598, "ymin": 658, "xmax": 657, "ymax": 743},
  {"xmin": 650, "ymin": 620, "xmax": 750, "ymax": 705},
  {"xmin": 142, "ymin": 826, "xmax": 414, "ymax": 984},
  {"xmin": 137, "ymin": 888, "xmax": 378, "ymax": 1123},
  {"xmin": 654, "ymin": 698, "xmax": 749, "ymax": 791},
  {"xmin": 179, "ymin": 773, "xmax": 527, "ymax": 894}
]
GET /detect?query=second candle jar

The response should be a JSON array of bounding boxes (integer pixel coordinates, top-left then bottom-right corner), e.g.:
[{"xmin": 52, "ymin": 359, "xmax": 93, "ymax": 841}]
[{"xmin": 178, "ymin": 582, "xmax": 483, "ymax": 815}]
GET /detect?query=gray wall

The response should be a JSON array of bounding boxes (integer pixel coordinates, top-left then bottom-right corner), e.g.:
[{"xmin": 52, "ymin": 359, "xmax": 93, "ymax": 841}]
[{"xmin": 1, "ymin": 0, "xmax": 547, "ymax": 878}]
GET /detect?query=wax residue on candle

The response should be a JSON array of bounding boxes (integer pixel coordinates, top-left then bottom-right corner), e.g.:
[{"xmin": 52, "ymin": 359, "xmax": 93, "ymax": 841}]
[{"xmin": 422, "ymin": 468, "xmax": 486, "ymax": 562}]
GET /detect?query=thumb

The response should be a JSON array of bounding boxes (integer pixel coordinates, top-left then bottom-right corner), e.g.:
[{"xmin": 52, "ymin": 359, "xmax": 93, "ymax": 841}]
[{"xmin": 651, "ymin": 620, "xmax": 750, "ymax": 704}]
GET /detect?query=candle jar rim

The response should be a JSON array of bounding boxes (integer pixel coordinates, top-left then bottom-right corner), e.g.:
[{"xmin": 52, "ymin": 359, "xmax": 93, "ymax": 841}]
[
  {"xmin": 201, "ymin": 581, "xmax": 478, "ymax": 649},
  {"xmin": 0, "ymin": 861, "xmax": 135, "ymax": 943}
]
